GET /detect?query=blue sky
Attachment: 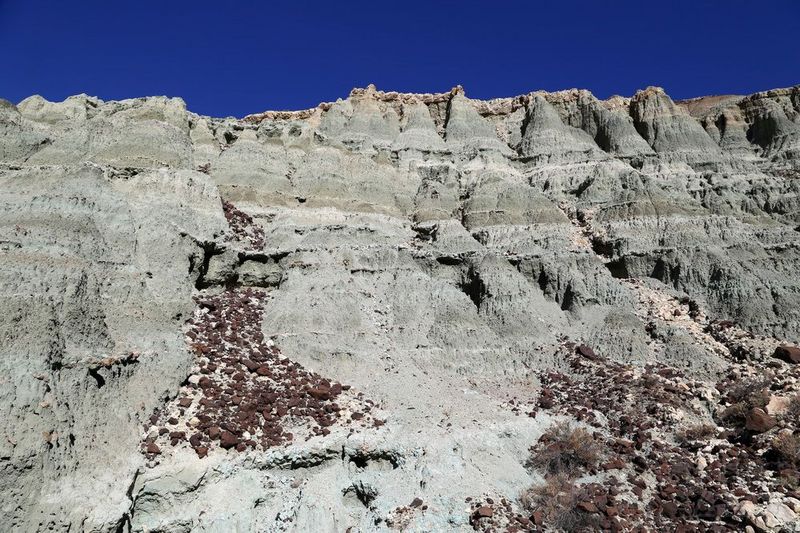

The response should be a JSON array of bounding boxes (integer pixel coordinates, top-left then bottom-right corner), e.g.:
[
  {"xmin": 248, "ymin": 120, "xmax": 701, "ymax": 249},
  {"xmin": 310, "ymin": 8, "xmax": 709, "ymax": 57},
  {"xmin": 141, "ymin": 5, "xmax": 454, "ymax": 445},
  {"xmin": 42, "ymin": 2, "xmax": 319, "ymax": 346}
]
[{"xmin": 1, "ymin": 0, "xmax": 798, "ymax": 117}]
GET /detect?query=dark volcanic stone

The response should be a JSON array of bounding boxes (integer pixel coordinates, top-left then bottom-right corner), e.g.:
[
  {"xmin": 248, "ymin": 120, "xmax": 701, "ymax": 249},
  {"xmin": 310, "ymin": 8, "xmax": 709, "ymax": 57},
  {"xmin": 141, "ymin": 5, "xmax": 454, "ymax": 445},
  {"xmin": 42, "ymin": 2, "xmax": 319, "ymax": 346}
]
[
  {"xmin": 774, "ymin": 345, "xmax": 800, "ymax": 364},
  {"xmin": 220, "ymin": 431, "xmax": 239, "ymax": 449},
  {"xmin": 661, "ymin": 501, "xmax": 678, "ymax": 519},
  {"xmin": 745, "ymin": 408, "xmax": 776, "ymax": 433},
  {"xmin": 308, "ymin": 386, "xmax": 331, "ymax": 401},
  {"xmin": 242, "ymin": 359, "xmax": 260, "ymax": 372},
  {"xmin": 576, "ymin": 344, "xmax": 599, "ymax": 360},
  {"xmin": 475, "ymin": 506, "xmax": 493, "ymax": 518}
]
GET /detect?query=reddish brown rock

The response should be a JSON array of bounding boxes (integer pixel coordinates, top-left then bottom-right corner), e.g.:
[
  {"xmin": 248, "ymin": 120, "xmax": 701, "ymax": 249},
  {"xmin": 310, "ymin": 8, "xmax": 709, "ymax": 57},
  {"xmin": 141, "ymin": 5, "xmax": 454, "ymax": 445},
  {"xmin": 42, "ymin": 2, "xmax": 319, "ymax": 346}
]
[
  {"xmin": 220, "ymin": 431, "xmax": 238, "ymax": 449},
  {"xmin": 745, "ymin": 408, "xmax": 776, "ymax": 433},
  {"xmin": 576, "ymin": 344, "xmax": 599, "ymax": 360},
  {"xmin": 308, "ymin": 386, "xmax": 331, "ymax": 401},
  {"xmin": 774, "ymin": 345, "xmax": 800, "ymax": 364},
  {"xmin": 410, "ymin": 497, "xmax": 423, "ymax": 508},
  {"xmin": 661, "ymin": 501, "xmax": 678, "ymax": 519},
  {"xmin": 475, "ymin": 506, "xmax": 493, "ymax": 518},
  {"xmin": 602, "ymin": 457, "xmax": 626, "ymax": 470},
  {"xmin": 194, "ymin": 446, "xmax": 208, "ymax": 458},
  {"xmin": 146, "ymin": 442, "xmax": 161, "ymax": 455}
]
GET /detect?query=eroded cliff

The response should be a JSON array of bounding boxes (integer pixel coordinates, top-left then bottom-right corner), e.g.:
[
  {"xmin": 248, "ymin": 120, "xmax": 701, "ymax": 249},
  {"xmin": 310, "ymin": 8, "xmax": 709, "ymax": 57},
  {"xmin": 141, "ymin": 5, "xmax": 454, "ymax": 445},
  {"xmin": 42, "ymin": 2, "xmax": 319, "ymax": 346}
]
[{"xmin": 1, "ymin": 83, "xmax": 799, "ymax": 531}]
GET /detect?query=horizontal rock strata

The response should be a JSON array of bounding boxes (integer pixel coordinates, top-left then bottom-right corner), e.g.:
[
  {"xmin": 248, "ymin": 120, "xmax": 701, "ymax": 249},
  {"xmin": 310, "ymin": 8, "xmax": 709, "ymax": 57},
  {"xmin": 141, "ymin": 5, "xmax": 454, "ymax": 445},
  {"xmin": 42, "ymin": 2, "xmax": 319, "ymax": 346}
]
[{"xmin": 1, "ymin": 82, "xmax": 799, "ymax": 531}]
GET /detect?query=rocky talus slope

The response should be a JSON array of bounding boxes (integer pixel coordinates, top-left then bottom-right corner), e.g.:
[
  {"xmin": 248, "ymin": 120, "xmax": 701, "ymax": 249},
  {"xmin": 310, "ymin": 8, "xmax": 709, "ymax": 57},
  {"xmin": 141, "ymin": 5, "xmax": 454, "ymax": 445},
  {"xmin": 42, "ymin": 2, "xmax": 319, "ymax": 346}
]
[{"xmin": 1, "ymin": 83, "xmax": 800, "ymax": 532}]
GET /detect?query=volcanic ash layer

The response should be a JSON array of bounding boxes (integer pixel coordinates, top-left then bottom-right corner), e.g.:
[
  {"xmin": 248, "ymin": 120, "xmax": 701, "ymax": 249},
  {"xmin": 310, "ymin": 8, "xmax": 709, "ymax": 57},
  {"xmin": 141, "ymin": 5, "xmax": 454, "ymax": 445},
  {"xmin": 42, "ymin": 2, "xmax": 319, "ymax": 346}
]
[{"xmin": 1, "ymin": 83, "xmax": 800, "ymax": 532}]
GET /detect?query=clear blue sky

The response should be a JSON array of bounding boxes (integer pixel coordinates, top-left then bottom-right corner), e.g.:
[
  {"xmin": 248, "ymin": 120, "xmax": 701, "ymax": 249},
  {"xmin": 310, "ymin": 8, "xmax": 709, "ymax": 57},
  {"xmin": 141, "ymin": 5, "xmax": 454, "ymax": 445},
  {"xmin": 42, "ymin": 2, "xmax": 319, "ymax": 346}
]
[{"xmin": 1, "ymin": 0, "xmax": 798, "ymax": 118}]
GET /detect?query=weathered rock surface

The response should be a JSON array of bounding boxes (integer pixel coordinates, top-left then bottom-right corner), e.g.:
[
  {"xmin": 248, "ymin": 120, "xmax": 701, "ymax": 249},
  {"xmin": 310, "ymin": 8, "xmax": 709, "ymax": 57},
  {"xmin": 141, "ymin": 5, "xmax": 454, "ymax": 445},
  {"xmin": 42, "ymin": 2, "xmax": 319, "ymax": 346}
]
[{"xmin": 1, "ymin": 82, "xmax": 799, "ymax": 531}]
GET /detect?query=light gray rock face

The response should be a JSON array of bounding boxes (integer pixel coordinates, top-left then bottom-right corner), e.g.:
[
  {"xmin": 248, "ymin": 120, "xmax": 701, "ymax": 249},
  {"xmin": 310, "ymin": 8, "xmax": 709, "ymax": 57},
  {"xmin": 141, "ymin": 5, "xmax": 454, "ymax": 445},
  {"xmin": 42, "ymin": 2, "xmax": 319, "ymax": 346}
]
[
  {"xmin": 0, "ymin": 162, "xmax": 226, "ymax": 530},
  {"xmin": 1, "ymin": 83, "xmax": 799, "ymax": 531},
  {"xmin": 518, "ymin": 94, "xmax": 602, "ymax": 162},
  {"xmin": 543, "ymin": 90, "xmax": 655, "ymax": 158},
  {"xmin": 630, "ymin": 87, "xmax": 722, "ymax": 154}
]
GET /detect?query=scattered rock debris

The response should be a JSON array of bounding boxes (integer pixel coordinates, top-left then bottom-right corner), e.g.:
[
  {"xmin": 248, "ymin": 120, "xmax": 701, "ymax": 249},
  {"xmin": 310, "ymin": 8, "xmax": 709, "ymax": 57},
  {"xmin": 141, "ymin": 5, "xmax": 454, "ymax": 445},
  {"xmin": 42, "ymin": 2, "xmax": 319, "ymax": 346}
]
[
  {"xmin": 467, "ymin": 345, "xmax": 800, "ymax": 531},
  {"xmin": 141, "ymin": 288, "xmax": 378, "ymax": 458},
  {"xmin": 222, "ymin": 199, "xmax": 266, "ymax": 249}
]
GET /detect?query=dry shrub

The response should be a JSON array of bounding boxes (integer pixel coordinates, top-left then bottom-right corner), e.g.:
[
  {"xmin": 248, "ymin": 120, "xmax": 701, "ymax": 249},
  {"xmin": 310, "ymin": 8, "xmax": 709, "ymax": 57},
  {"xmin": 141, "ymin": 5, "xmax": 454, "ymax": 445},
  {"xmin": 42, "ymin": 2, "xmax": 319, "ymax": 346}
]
[
  {"xmin": 529, "ymin": 422, "xmax": 602, "ymax": 477},
  {"xmin": 786, "ymin": 394, "xmax": 800, "ymax": 422},
  {"xmin": 720, "ymin": 377, "xmax": 771, "ymax": 426},
  {"xmin": 520, "ymin": 475, "xmax": 599, "ymax": 531},
  {"xmin": 678, "ymin": 423, "xmax": 718, "ymax": 444},
  {"xmin": 773, "ymin": 432, "xmax": 800, "ymax": 466}
]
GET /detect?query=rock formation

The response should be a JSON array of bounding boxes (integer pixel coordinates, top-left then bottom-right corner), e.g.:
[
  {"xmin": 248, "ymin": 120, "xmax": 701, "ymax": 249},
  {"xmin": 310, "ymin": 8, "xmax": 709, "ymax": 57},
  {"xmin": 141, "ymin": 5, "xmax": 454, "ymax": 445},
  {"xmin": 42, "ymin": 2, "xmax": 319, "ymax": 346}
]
[{"xmin": 1, "ymin": 82, "xmax": 800, "ymax": 531}]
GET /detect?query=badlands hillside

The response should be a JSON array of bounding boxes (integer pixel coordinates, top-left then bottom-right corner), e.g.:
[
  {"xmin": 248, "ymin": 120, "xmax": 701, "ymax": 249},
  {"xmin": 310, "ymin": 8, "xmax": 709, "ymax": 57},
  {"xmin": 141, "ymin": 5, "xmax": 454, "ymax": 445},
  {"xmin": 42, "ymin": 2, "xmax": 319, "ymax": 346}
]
[{"xmin": 1, "ymin": 83, "xmax": 800, "ymax": 532}]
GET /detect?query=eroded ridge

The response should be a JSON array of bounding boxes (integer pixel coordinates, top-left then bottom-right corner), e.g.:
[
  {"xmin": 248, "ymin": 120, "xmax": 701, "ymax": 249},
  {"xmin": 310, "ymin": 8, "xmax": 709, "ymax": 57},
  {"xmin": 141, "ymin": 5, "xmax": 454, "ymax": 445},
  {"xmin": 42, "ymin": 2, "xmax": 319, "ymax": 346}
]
[{"xmin": 141, "ymin": 288, "xmax": 380, "ymax": 458}]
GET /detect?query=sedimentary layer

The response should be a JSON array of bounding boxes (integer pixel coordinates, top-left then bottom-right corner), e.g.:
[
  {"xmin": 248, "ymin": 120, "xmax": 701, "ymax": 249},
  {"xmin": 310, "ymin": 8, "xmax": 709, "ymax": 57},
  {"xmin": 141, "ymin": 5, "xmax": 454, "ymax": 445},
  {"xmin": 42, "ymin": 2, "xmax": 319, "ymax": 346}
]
[{"xmin": 1, "ymin": 83, "xmax": 800, "ymax": 531}]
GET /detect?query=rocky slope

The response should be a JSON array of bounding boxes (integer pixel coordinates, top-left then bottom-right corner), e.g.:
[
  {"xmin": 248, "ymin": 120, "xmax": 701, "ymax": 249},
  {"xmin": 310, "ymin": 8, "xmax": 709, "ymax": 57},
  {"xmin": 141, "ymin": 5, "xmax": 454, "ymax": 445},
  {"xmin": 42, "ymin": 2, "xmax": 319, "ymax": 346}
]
[{"xmin": 1, "ymin": 83, "xmax": 799, "ymax": 532}]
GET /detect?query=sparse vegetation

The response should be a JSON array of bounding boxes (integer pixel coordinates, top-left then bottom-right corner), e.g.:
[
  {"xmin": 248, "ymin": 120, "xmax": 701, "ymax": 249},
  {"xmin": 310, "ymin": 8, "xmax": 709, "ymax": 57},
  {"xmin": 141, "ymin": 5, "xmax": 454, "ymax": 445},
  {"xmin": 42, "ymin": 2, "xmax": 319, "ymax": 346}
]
[
  {"xmin": 519, "ymin": 474, "xmax": 600, "ymax": 531},
  {"xmin": 719, "ymin": 376, "xmax": 771, "ymax": 426},
  {"xmin": 773, "ymin": 432, "xmax": 800, "ymax": 467},
  {"xmin": 677, "ymin": 422, "xmax": 718, "ymax": 444},
  {"xmin": 786, "ymin": 393, "xmax": 800, "ymax": 422},
  {"xmin": 528, "ymin": 421, "xmax": 602, "ymax": 477}
]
